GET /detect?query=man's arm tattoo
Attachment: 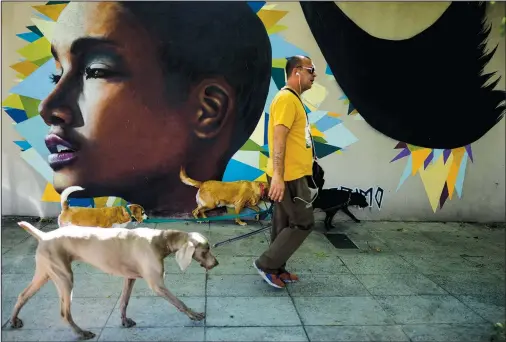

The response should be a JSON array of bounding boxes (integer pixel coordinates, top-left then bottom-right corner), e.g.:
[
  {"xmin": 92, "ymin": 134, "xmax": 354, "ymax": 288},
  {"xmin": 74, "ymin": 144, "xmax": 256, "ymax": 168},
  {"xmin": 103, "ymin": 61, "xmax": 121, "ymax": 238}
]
[
  {"xmin": 273, "ymin": 125, "xmax": 288, "ymax": 178},
  {"xmin": 273, "ymin": 149, "xmax": 285, "ymax": 178}
]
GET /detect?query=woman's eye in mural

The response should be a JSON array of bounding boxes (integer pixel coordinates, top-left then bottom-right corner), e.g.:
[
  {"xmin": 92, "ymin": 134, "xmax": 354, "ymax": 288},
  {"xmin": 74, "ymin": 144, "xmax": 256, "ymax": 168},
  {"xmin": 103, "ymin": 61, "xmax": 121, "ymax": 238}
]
[{"xmin": 84, "ymin": 65, "xmax": 117, "ymax": 80}]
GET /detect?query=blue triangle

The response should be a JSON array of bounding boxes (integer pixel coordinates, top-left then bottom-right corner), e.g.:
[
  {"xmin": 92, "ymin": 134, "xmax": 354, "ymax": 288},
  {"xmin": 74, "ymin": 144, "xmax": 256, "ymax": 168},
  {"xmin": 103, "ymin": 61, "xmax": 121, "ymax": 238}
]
[
  {"xmin": 14, "ymin": 140, "xmax": 32, "ymax": 151},
  {"xmin": 247, "ymin": 1, "xmax": 265, "ymax": 13},
  {"xmin": 3, "ymin": 107, "xmax": 28, "ymax": 123},
  {"xmin": 325, "ymin": 64, "xmax": 333, "ymax": 76},
  {"xmin": 270, "ymin": 34, "xmax": 308, "ymax": 59},
  {"xmin": 67, "ymin": 198, "xmax": 95, "ymax": 208},
  {"xmin": 222, "ymin": 159, "xmax": 264, "ymax": 182},
  {"xmin": 27, "ymin": 25, "xmax": 43, "ymax": 37},
  {"xmin": 16, "ymin": 32, "xmax": 41, "ymax": 43},
  {"xmin": 8, "ymin": 58, "xmax": 57, "ymax": 100},
  {"xmin": 34, "ymin": 12, "xmax": 54, "ymax": 21},
  {"xmin": 314, "ymin": 142, "xmax": 341, "ymax": 158},
  {"xmin": 315, "ymin": 115, "xmax": 342, "ymax": 132}
]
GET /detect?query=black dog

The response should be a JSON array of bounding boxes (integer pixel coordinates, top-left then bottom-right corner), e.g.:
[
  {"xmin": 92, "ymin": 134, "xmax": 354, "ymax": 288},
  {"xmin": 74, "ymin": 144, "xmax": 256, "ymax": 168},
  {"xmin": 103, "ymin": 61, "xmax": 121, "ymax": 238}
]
[
  {"xmin": 307, "ymin": 161, "xmax": 369, "ymax": 230},
  {"xmin": 313, "ymin": 189, "xmax": 369, "ymax": 229}
]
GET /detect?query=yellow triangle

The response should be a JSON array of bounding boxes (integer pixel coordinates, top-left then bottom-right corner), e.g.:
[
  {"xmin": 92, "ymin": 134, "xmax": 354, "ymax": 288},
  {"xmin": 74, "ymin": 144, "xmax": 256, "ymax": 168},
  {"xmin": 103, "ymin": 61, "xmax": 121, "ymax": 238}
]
[
  {"xmin": 17, "ymin": 37, "xmax": 52, "ymax": 62},
  {"xmin": 250, "ymin": 112, "xmax": 265, "ymax": 146},
  {"xmin": 259, "ymin": 153, "xmax": 268, "ymax": 170},
  {"xmin": 310, "ymin": 126, "xmax": 325, "ymax": 138},
  {"xmin": 11, "ymin": 60, "xmax": 39, "ymax": 77},
  {"xmin": 33, "ymin": 4, "xmax": 68, "ymax": 21},
  {"xmin": 447, "ymin": 147, "xmax": 465, "ymax": 200},
  {"xmin": 327, "ymin": 112, "xmax": 341, "ymax": 117},
  {"xmin": 2, "ymin": 94, "xmax": 24, "ymax": 109},
  {"xmin": 257, "ymin": 9, "xmax": 288, "ymax": 30},
  {"xmin": 419, "ymin": 154, "xmax": 453, "ymax": 212},
  {"xmin": 267, "ymin": 25, "xmax": 288, "ymax": 35},
  {"xmin": 31, "ymin": 18, "xmax": 56, "ymax": 42},
  {"xmin": 272, "ymin": 58, "xmax": 287, "ymax": 68},
  {"xmin": 93, "ymin": 197, "xmax": 110, "ymax": 208},
  {"xmin": 255, "ymin": 173, "xmax": 268, "ymax": 182},
  {"xmin": 41, "ymin": 183, "xmax": 60, "ymax": 202},
  {"xmin": 411, "ymin": 148, "xmax": 432, "ymax": 175}
]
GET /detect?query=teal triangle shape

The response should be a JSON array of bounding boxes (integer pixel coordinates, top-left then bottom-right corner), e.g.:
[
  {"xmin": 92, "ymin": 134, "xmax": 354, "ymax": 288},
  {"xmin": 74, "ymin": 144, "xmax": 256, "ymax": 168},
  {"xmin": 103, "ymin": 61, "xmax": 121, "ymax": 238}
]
[
  {"xmin": 272, "ymin": 67, "xmax": 286, "ymax": 90},
  {"xmin": 314, "ymin": 142, "xmax": 341, "ymax": 158}
]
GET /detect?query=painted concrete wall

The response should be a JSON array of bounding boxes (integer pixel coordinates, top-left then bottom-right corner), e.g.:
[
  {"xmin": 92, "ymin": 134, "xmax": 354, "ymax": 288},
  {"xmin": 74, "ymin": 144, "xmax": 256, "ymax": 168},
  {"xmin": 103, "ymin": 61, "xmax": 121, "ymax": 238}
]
[{"xmin": 2, "ymin": 2, "xmax": 505, "ymax": 222}]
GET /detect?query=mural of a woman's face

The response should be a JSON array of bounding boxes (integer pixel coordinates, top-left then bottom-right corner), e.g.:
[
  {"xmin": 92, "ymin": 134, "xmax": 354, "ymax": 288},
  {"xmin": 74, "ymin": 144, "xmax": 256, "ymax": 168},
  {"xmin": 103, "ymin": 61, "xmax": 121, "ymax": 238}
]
[{"xmin": 39, "ymin": 2, "xmax": 193, "ymax": 198}]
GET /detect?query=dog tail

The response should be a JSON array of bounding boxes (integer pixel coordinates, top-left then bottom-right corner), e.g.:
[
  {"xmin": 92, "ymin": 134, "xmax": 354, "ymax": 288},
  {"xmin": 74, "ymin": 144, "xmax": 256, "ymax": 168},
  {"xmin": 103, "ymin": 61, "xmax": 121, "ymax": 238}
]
[
  {"xmin": 179, "ymin": 167, "xmax": 202, "ymax": 188},
  {"xmin": 60, "ymin": 186, "xmax": 85, "ymax": 210},
  {"xmin": 17, "ymin": 221, "xmax": 46, "ymax": 241}
]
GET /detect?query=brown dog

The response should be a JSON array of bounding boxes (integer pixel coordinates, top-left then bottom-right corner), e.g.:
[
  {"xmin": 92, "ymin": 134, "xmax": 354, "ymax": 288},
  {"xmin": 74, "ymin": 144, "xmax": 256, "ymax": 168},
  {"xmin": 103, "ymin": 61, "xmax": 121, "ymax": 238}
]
[
  {"xmin": 57, "ymin": 186, "xmax": 147, "ymax": 228},
  {"xmin": 10, "ymin": 221, "xmax": 219, "ymax": 340},
  {"xmin": 179, "ymin": 166, "xmax": 269, "ymax": 226}
]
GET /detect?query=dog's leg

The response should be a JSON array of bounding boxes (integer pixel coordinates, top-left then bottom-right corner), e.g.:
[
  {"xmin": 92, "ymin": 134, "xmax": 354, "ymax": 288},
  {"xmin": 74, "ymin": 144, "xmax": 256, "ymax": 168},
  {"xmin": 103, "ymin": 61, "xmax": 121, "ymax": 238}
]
[
  {"xmin": 192, "ymin": 207, "xmax": 200, "ymax": 219},
  {"xmin": 10, "ymin": 266, "xmax": 49, "ymax": 329},
  {"xmin": 342, "ymin": 206, "xmax": 360, "ymax": 223},
  {"xmin": 49, "ymin": 264, "xmax": 95, "ymax": 340},
  {"xmin": 234, "ymin": 203, "xmax": 248, "ymax": 226},
  {"xmin": 247, "ymin": 205, "xmax": 262, "ymax": 221},
  {"xmin": 324, "ymin": 209, "xmax": 338, "ymax": 230},
  {"xmin": 144, "ymin": 271, "xmax": 205, "ymax": 321},
  {"xmin": 119, "ymin": 278, "xmax": 137, "ymax": 328}
]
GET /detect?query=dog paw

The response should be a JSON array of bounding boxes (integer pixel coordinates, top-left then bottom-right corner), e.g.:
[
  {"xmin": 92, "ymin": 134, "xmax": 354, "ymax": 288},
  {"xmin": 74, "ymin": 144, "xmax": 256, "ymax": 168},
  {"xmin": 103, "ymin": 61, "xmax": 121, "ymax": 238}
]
[
  {"xmin": 237, "ymin": 221, "xmax": 248, "ymax": 226},
  {"xmin": 187, "ymin": 310, "xmax": 206, "ymax": 321},
  {"xmin": 122, "ymin": 318, "xmax": 136, "ymax": 328},
  {"xmin": 79, "ymin": 330, "xmax": 96, "ymax": 340},
  {"xmin": 10, "ymin": 317, "xmax": 23, "ymax": 329}
]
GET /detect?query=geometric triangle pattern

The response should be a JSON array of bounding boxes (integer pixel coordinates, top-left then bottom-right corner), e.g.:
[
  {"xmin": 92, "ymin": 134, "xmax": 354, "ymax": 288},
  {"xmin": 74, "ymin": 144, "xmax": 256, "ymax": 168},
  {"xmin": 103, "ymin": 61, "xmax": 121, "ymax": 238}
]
[
  {"xmin": 223, "ymin": 3, "xmax": 360, "ymax": 187},
  {"xmin": 390, "ymin": 141, "xmax": 474, "ymax": 212}
]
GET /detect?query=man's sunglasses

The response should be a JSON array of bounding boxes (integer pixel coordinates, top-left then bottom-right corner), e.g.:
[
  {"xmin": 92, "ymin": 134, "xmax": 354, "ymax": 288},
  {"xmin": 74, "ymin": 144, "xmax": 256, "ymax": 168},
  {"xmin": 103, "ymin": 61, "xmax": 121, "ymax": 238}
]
[{"xmin": 298, "ymin": 66, "xmax": 315, "ymax": 75}]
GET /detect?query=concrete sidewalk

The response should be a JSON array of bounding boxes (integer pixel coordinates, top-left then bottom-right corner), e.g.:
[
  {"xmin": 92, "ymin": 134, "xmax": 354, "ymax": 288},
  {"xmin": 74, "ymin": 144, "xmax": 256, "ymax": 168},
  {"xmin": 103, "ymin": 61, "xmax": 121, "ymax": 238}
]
[{"xmin": 1, "ymin": 217, "xmax": 504, "ymax": 341}]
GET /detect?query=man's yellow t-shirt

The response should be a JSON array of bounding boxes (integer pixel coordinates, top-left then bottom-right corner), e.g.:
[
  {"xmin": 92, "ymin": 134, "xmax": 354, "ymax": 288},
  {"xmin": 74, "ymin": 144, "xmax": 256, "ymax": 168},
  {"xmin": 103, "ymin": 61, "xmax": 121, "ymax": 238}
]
[{"xmin": 265, "ymin": 88, "xmax": 313, "ymax": 181}]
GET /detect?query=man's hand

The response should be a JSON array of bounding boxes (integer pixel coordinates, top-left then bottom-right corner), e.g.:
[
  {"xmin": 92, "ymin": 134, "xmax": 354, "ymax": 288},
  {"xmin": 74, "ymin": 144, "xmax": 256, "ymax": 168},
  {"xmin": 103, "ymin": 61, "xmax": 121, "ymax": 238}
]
[{"xmin": 269, "ymin": 174, "xmax": 285, "ymax": 202}]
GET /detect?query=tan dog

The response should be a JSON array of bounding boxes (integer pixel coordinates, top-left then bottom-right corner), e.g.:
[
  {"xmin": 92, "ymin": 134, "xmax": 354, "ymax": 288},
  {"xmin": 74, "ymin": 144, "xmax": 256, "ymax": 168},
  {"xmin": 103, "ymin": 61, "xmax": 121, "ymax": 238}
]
[
  {"xmin": 10, "ymin": 221, "xmax": 219, "ymax": 340},
  {"xmin": 57, "ymin": 186, "xmax": 147, "ymax": 228},
  {"xmin": 180, "ymin": 166, "xmax": 269, "ymax": 226}
]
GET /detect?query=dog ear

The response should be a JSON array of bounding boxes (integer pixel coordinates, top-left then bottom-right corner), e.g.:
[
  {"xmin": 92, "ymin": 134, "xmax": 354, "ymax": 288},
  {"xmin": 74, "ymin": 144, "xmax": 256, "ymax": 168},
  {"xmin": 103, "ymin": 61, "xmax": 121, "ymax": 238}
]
[
  {"xmin": 127, "ymin": 204, "xmax": 140, "ymax": 215},
  {"xmin": 175, "ymin": 241, "xmax": 196, "ymax": 272}
]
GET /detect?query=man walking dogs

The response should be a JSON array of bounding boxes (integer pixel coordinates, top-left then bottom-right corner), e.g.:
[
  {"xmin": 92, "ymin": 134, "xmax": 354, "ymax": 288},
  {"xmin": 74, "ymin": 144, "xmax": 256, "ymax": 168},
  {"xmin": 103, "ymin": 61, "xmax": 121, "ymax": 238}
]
[{"xmin": 254, "ymin": 55, "xmax": 318, "ymax": 288}]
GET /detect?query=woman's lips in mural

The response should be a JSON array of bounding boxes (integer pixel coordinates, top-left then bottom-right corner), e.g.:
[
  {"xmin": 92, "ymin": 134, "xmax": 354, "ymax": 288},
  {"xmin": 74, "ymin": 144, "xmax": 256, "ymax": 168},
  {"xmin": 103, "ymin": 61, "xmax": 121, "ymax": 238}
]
[{"xmin": 45, "ymin": 133, "xmax": 79, "ymax": 170}]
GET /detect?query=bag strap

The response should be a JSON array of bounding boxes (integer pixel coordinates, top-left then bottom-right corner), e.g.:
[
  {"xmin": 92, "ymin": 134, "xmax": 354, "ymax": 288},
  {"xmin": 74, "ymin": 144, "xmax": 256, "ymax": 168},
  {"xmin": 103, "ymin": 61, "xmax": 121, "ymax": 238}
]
[{"xmin": 282, "ymin": 87, "xmax": 318, "ymax": 160}]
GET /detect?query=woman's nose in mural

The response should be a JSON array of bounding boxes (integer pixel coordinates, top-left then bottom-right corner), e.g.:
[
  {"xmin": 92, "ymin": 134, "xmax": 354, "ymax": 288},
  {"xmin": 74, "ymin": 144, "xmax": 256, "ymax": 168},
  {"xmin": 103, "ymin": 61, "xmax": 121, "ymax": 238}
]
[{"xmin": 39, "ymin": 76, "xmax": 81, "ymax": 128}]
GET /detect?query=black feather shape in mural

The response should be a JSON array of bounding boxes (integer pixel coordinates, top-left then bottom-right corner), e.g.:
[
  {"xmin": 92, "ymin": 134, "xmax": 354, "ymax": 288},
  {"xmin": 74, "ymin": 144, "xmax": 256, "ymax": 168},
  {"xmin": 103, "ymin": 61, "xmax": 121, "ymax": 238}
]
[{"xmin": 300, "ymin": 1, "xmax": 505, "ymax": 149}]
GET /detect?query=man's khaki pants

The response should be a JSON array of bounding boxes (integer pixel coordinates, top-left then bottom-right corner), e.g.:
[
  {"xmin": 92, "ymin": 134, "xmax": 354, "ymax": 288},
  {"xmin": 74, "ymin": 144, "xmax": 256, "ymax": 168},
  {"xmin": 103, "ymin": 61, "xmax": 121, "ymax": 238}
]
[{"xmin": 256, "ymin": 175, "xmax": 315, "ymax": 274}]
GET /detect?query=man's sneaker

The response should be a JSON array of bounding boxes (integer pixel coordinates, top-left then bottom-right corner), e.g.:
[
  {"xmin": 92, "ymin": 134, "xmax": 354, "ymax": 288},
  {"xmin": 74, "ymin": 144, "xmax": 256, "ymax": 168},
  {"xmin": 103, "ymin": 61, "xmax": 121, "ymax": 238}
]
[
  {"xmin": 279, "ymin": 272, "xmax": 299, "ymax": 283},
  {"xmin": 253, "ymin": 261, "xmax": 285, "ymax": 288}
]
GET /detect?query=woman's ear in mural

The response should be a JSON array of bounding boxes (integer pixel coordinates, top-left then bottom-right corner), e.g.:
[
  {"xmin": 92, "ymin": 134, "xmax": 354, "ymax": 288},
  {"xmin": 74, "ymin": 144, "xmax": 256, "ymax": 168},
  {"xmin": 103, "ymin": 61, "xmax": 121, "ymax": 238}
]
[{"xmin": 192, "ymin": 79, "xmax": 235, "ymax": 140}]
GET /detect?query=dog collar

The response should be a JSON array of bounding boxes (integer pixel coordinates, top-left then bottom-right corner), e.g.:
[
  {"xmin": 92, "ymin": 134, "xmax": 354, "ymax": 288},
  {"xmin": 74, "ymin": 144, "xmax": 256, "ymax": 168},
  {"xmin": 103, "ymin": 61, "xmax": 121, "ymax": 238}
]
[
  {"xmin": 124, "ymin": 205, "xmax": 136, "ymax": 221},
  {"xmin": 259, "ymin": 183, "xmax": 266, "ymax": 197}
]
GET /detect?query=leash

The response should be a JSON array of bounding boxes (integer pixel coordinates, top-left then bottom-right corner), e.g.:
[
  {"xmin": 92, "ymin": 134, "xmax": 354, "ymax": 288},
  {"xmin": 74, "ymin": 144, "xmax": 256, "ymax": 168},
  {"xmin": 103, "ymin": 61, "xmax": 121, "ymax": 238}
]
[
  {"xmin": 142, "ymin": 201, "xmax": 274, "ymax": 224},
  {"xmin": 320, "ymin": 191, "xmax": 352, "ymax": 212}
]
